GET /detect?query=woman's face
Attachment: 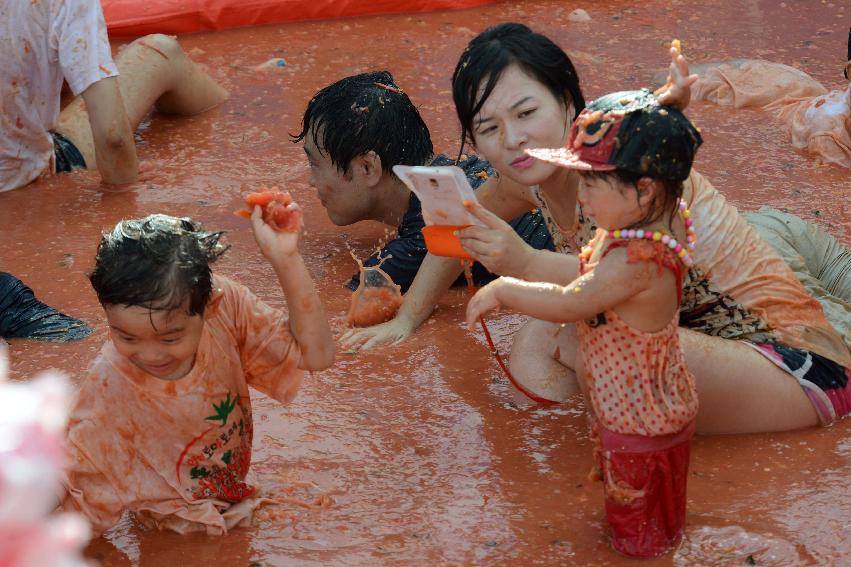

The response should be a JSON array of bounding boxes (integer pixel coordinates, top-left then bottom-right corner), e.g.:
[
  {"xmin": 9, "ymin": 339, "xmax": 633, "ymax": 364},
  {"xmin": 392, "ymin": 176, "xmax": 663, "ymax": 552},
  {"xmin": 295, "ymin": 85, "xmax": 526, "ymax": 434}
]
[{"xmin": 470, "ymin": 64, "xmax": 573, "ymax": 187}]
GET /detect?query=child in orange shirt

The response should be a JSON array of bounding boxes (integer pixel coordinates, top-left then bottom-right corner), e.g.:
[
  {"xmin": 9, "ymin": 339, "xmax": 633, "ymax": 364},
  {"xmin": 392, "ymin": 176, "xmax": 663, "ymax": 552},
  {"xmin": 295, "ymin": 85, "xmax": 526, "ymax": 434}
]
[
  {"xmin": 62, "ymin": 206, "xmax": 334, "ymax": 536},
  {"xmin": 466, "ymin": 89, "xmax": 702, "ymax": 557}
]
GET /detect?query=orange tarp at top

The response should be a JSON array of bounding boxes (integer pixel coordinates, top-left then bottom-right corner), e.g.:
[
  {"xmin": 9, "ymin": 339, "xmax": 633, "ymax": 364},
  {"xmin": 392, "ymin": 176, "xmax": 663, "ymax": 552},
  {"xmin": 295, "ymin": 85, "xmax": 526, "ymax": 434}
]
[{"xmin": 101, "ymin": 0, "xmax": 498, "ymax": 36}]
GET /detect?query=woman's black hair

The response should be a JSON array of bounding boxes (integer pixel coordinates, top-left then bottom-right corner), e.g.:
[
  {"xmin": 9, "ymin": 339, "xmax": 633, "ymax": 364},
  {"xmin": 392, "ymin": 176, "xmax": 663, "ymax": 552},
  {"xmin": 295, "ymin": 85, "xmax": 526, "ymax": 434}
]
[
  {"xmin": 451, "ymin": 22, "xmax": 585, "ymax": 155},
  {"xmin": 89, "ymin": 215, "xmax": 228, "ymax": 316},
  {"xmin": 291, "ymin": 71, "xmax": 433, "ymax": 174}
]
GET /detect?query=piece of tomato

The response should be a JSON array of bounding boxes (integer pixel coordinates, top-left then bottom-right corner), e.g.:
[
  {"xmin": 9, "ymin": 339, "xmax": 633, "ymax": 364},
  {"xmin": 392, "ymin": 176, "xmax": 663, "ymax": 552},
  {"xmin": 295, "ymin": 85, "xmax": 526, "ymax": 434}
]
[
  {"xmin": 246, "ymin": 191, "xmax": 288, "ymax": 208},
  {"xmin": 234, "ymin": 190, "xmax": 303, "ymax": 232}
]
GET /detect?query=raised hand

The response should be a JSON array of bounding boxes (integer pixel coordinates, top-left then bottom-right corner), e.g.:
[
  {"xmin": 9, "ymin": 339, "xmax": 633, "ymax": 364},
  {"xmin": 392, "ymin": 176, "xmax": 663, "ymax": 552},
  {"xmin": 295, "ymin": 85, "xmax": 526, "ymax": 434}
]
[
  {"xmin": 655, "ymin": 41, "xmax": 699, "ymax": 110},
  {"xmin": 250, "ymin": 204, "xmax": 300, "ymax": 261}
]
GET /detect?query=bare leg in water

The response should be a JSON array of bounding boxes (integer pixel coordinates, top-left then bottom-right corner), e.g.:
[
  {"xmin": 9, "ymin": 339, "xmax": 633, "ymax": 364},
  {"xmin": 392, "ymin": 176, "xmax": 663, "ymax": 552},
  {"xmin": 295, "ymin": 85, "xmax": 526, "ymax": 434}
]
[
  {"xmin": 54, "ymin": 34, "xmax": 228, "ymax": 169},
  {"xmin": 507, "ymin": 320, "xmax": 819, "ymax": 434}
]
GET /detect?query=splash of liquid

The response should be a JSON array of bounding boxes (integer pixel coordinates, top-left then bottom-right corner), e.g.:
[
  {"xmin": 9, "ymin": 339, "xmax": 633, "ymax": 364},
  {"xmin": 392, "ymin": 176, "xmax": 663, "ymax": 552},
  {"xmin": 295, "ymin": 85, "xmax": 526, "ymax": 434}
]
[{"xmin": 346, "ymin": 251, "xmax": 403, "ymax": 328}]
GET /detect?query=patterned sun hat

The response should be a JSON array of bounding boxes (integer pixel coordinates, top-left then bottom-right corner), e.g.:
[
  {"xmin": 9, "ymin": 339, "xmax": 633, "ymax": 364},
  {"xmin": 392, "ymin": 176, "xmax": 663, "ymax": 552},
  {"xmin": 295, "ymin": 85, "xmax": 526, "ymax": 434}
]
[{"xmin": 526, "ymin": 89, "xmax": 702, "ymax": 182}]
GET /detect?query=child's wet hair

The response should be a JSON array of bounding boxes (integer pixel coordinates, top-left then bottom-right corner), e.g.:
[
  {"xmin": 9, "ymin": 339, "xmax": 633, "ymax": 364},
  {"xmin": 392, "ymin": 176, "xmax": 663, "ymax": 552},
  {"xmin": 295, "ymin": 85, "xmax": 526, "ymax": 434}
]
[
  {"xmin": 89, "ymin": 214, "xmax": 229, "ymax": 316},
  {"xmin": 452, "ymin": 22, "xmax": 585, "ymax": 152},
  {"xmin": 291, "ymin": 71, "xmax": 433, "ymax": 175}
]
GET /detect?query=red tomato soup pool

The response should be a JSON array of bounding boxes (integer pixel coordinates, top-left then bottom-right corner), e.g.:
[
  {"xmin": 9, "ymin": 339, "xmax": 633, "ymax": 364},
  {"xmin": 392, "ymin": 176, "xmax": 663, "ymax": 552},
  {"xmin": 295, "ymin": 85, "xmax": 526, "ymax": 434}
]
[{"xmin": 1, "ymin": 1, "xmax": 848, "ymax": 565}]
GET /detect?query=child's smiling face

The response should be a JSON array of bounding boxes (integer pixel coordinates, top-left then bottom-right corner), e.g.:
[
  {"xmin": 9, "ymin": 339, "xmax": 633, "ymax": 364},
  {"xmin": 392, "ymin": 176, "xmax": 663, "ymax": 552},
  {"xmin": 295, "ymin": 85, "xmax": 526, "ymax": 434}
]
[{"xmin": 104, "ymin": 301, "xmax": 205, "ymax": 381}]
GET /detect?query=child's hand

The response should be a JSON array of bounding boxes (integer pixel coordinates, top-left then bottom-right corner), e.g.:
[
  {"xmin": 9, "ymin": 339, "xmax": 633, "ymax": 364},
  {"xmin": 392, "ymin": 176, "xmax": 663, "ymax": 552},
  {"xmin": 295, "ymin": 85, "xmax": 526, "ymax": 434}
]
[
  {"xmin": 465, "ymin": 280, "xmax": 505, "ymax": 330},
  {"xmin": 250, "ymin": 204, "xmax": 300, "ymax": 261},
  {"xmin": 655, "ymin": 42, "xmax": 699, "ymax": 110}
]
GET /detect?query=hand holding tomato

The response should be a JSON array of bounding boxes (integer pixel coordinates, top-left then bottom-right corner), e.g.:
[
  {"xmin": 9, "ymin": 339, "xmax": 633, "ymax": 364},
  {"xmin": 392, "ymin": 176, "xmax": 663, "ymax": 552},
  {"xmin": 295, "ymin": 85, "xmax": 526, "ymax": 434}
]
[
  {"xmin": 237, "ymin": 189, "xmax": 304, "ymax": 261},
  {"xmin": 249, "ymin": 203, "xmax": 302, "ymax": 262},
  {"xmin": 235, "ymin": 190, "xmax": 304, "ymax": 233}
]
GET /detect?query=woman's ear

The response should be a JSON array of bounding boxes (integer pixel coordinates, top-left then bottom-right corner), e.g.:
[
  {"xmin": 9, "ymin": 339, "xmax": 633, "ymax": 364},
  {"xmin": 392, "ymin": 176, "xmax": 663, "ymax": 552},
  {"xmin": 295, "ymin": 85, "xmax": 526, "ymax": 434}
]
[{"xmin": 203, "ymin": 287, "xmax": 224, "ymax": 319}]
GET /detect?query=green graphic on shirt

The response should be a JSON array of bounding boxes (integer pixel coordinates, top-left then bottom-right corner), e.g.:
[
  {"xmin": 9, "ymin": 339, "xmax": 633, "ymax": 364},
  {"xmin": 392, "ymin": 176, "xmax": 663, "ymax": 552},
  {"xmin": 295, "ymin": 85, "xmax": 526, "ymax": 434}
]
[
  {"xmin": 190, "ymin": 466, "xmax": 210, "ymax": 479},
  {"xmin": 205, "ymin": 392, "xmax": 236, "ymax": 426},
  {"xmin": 176, "ymin": 393, "xmax": 256, "ymax": 502}
]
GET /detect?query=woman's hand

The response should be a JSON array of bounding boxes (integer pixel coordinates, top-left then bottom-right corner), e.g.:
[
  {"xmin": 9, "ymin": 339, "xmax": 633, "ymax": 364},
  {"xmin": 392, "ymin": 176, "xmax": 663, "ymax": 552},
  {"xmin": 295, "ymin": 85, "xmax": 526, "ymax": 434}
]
[
  {"xmin": 465, "ymin": 279, "xmax": 505, "ymax": 330},
  {"xmin": 340, "ymin": 315, "xmax": 418, "ymax": 351},
  {"xmin": 458, "ymin": 200, "xmax": 534, "ymax": 278},
  {"xmin": 250, "ymin": 204, "xmax": 300, "ymax": 262},
  {"xmin": 655, "ymin": 43, "xmax": 699, "ymax": 110}
]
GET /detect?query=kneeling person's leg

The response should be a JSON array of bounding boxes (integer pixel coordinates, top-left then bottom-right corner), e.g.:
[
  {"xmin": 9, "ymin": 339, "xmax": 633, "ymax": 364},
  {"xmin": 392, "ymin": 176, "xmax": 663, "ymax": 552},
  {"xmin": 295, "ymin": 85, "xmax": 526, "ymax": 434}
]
[
  {"xmin": 681, "ymin": 329, "xmax": 820, "ymax": 434},
  {"xmin": 55, "ymin": 34, "xmax": 228, "ymax": 167},
  {"xmin": 508, "ymin": 319, "xmax": 581, "ymax": 403}
]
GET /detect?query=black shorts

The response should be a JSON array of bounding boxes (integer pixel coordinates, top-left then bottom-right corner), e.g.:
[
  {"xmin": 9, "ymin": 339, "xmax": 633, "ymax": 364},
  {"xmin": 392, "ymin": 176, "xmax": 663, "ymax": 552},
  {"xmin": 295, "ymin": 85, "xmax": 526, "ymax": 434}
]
[{"xmin": 50, "ymin": 132, "xmax": 87, "ymax": 172}]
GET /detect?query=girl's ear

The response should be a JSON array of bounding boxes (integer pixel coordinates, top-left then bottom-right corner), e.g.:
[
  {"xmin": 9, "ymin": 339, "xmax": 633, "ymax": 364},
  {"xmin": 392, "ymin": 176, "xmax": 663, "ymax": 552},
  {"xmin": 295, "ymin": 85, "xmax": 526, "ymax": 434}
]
[{"xmin": 635, "ymin": 177, "xmax": 659, "ymax": 209}]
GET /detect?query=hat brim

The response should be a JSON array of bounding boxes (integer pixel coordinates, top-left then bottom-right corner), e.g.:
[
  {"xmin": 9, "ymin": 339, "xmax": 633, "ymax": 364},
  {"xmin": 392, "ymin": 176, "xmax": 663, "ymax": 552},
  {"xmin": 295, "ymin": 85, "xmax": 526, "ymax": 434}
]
[{"xmin": 525, "ymin": 147, "xmax": 616, "ymax": 171}]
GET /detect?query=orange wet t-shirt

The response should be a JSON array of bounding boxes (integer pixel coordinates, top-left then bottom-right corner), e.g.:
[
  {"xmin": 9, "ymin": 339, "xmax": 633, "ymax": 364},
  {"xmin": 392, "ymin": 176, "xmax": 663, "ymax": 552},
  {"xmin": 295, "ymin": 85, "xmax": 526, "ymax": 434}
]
[{"xmin": 62, "ymin": 275, "xmax": 303, "ymax": 536}]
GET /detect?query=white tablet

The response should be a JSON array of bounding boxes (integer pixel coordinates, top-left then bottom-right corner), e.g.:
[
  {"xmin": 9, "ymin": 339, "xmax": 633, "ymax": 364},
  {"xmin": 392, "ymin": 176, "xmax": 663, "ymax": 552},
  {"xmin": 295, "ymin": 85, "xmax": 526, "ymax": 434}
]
[{"xmin": 393, "ymin": 165, "xmax": 485, "ymax": 228}]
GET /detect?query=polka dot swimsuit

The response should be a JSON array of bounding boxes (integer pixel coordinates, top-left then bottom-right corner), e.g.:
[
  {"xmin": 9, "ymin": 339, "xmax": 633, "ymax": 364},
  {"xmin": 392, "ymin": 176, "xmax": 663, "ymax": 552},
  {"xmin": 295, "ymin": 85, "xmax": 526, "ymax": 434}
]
[{"xmin": 576, "ymin": 236, "xmax": 699, "ymax": 437}]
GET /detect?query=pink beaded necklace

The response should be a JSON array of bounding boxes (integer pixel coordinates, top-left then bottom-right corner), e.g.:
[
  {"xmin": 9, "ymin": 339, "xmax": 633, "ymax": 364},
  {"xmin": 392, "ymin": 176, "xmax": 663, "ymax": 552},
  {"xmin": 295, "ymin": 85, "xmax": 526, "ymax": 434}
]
[{"xmin": 607, "ymin": 199, "xmax": 697, "ymax": 267}]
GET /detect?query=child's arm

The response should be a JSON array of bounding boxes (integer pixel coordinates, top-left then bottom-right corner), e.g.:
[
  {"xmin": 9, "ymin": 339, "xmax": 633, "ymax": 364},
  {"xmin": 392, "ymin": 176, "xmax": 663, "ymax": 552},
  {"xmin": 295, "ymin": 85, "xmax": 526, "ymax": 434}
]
[
  {"xmin": 250, "ymin": 205, "xmax": 335, "ymax": 371},
  {"xmin": 80, "ymin": 77, "xmax": 140, "ymax": 185},
  {"xmin": 466, "ymin": 247, "xmax": 654, "ymax": 329}
]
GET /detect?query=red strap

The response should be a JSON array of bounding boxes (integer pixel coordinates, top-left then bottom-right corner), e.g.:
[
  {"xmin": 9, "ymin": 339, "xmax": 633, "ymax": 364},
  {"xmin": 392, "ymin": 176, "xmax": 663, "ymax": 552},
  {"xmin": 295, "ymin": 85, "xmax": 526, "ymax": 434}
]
[{"xmin": 462, "ymin": 262, "xmax": 559, "ymax": 405}]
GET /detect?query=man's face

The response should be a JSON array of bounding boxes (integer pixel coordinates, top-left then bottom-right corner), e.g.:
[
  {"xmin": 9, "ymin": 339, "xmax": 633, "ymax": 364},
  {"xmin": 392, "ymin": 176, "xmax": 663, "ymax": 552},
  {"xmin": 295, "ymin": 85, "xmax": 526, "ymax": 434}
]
[{"xmin": 304, "ymin": 132, "xmax": 374, "ymax": 226}]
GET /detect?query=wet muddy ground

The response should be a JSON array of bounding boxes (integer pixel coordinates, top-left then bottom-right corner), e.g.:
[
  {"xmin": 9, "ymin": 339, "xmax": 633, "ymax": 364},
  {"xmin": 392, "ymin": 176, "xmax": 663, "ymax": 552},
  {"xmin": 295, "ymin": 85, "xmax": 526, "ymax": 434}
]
[{"xmin": 1, "ymin": 0, "xmax": 849, "ymax": 565}]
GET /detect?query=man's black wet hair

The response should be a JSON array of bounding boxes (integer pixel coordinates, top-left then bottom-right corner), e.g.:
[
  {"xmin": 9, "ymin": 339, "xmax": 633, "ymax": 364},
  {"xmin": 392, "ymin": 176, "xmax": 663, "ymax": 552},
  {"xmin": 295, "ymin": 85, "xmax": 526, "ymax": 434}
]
[
  {"xmin": 291, "ymin": 71, "xmax": 433, "ymax": 174},
  {"xmin": 452, "ymin": 22, "xmax": 586, "ymax": 154},
  {"xmin": 89, "ymin": 215, "xmax": 229, "ymax": 316}
]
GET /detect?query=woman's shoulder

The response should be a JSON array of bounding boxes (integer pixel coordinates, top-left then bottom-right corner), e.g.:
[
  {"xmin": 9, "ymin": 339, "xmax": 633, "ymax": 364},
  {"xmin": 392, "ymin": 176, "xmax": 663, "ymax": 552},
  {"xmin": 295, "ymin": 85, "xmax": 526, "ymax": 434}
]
[{"xmin": 683, "ymin": 169, "xmax": 749, "ymax": 256}]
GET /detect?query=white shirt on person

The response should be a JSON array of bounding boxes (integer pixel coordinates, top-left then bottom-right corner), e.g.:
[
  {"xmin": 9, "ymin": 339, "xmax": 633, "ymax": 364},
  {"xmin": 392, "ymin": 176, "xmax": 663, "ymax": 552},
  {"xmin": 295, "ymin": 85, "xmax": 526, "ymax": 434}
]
[{"xmin": 0, "ymin": 0, "xmax": 118, "ymax": 192}]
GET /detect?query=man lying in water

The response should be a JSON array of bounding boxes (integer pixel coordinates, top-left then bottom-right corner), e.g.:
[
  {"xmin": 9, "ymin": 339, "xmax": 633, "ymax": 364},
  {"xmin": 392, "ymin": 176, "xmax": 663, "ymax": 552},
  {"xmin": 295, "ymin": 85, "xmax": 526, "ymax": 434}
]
[{"xmin": 290, "ymin": 71, "xmax": 555, "ymax": 296}]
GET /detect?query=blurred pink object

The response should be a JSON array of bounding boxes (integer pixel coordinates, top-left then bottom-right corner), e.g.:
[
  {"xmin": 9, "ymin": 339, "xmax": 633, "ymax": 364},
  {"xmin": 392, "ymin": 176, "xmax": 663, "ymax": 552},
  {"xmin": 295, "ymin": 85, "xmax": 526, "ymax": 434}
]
[{"xmin": 0, "ymin": 346, "xmax": 91, "ymax": 567}]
